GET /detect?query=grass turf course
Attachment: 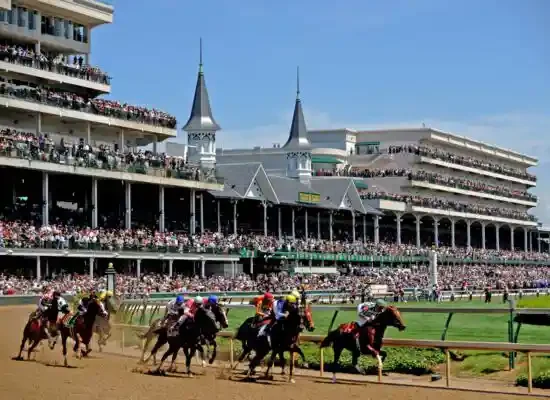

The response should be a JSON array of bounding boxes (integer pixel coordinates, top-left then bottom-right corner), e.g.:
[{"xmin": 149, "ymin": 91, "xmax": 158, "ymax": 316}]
[{"xmin": 119, "ymin": 297, "xmax": 550, "ymax": 383}]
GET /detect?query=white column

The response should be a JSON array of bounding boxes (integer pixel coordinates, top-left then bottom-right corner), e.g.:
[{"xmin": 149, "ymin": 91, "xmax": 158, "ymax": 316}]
[
  {"xmin": 466, "ymin": 220, "xmax": 472, "ymax": 248},
  {"xmin": 396, "ymin": 213, "xmax": 402, "ymax": 246},
  {"xmin": 217, "ymin": 200, "xmax": 221, "ymax": 233},
  {"xmin": 45, "ymin": 259, "xmax": 49, "ymax": 278},
  {"xmin": 119, "ymin": 129, "xmax": 125, "ymax": 151},
  {"xmin": 433, "ymin": 217, "xmax": 439, "ymax": 247},
  {"xmin": 201, "ymin": 259, "xmax": 206, "ymax": 278},
  {"xmin": 190, "ymin": 189, "xmax": 196, "ymax": 234},
  {"xmin": 263, "ymin": 202, "xmax": 268, "ymax": 237},
  {"xmin": 538, "ymin": 232, "xmax": 541, "ymax": 253},
  {"xmin": 304, "ymin": 209, "xmax": 309, "ymax": 238},
  {"xmin": 42, "ymin": 172, "xmax": 49, "ymax": 225},
  {"xmin": 415, "ymin": 215, "xmax": 421, "ymax": 248},
  {"xmin": 291, "ymin": 209, "xmax": 296, "ymax": 238},
  {"xmin": 351, "ymin": 211, "xmax": 356, "ymax": 242},
  {"xmin": 374, "ymin": 215, "xmax": 379, "ymax": 244},
  {"xmin": 199, "ymin": 192, "xmax": 204, "ymax": 234},
  {"xmin": 153, "ymin": 136, "xmax": 158, "ymax": 154},
  {"xmin": 36, "ymin": 256, "xmax": 41, "ymax": 281},
  {"xmin": 496, "ymin": 224, "xmax": 501, "ymax": 251},
  {"xmin": 36, "ymin": 112, "xmax": 41, "ymax": 135},
  {"xmin": 233, "ymin": 200, "xmax": 237, "ymax": 234},
  {"xmin": 91, "ymin": 178, "xmax": 98, "ymax": 228},
  {"xmin": 329, "ymin": 212, "xmax": 333, "ymax": 243},
  {"xmin": 250, "ymin": 257, "xmax": 254, "ymax": 275},
  {"xmin": 89, "ymin": 257, "xmax": 94, "ymax": 278},
  {"xmin": 158, "ymin": 186, "xmax": 165, "ymax": 232},
  {"xmin": 125, "ymin": 182, "xmax": 131, "ymax": 229},
  {"xmin": 317, "ymin": 212, "xmax": 321, "ymax": 240},
  {"xmin": 451, "ymin": 219, "xmax": 456, "ymax": 249},
  {"xmin": 362, "ymin": 215, "xmax": 367, "ymax": 243},
  {"xmin": 481, "ymin": 222, "xmax": 486, "ymax": 250},
  {"xmin": 168, "ymin": 259, "xmax": 173, "ymax": 277},
  {"xmin": 277, "ymin": 208, "xmax": 282, "ymax": 239},
  {"xmin": 529, "ymin": 231, "xmax": 533, "ymax": 252},
  {"xmin": 136, "ymin": 259, "xmax": 141, "ymax": 278},
  {"xmin": 524, "ymin": 227, "xmax": 528, "ymax": 251},
  {"xmin": 35, "ymin": 42, "xmax": 41, "ymax": 55},
  {"xmin": 86, "ymin": 122, "xmax": 91, "ymax": 144},
  {"xmin": 510, "ymin": 226, "xmax": 515, "ymax": 251}
]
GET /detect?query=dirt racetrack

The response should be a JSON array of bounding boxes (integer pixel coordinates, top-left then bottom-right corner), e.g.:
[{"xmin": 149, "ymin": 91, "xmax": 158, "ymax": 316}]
[{"xmin": 1, "ymin": 306, "xmax": 546, "ymax": 400}]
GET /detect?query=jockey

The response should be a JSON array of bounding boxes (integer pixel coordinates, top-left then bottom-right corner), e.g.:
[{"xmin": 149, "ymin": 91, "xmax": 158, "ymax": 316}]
[
  {"xmin": 254, "ymin": 292, "xmax": 274, "ymax": 327},
  {"xmin": 36, "ymin": 287, "xmax": 53, "ymax": 318},
  {"xmin": 176, "ymin": 296, "xmax": 203, "ymax": 327},
  {"xmin": 163, "ymin": 295, "xmax": 185, "ymax": 326},
  {"xmin": 204, "ymin": 295, "xmax": 218, "ymax": 310},
  {"xmin": 258, "ymin": 294, "xmax": 297, "ymax": 342},
  {"xmin": 290, "ymin": 290, "xmax": 302, "ymax": 307},
  {"xmin": 355, "ymin": 298, "xmax": 387, "ymax": 351},
  {"xmin": 47, "ymin": 291, "xmax": 70, "ymax": 347}
]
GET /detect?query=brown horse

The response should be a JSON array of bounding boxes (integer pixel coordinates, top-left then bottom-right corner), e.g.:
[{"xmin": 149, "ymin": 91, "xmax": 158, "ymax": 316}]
[
  {"xmin": 320, "ymin": 305, "xmax": 406, "ymax": 383},
  {"xmin": 14, "ymin": 315, "xmax": 48, "ymax": 361},
  {"xmin": 57, "ymin": 299, "xmax": 107, "ymax": 367}
]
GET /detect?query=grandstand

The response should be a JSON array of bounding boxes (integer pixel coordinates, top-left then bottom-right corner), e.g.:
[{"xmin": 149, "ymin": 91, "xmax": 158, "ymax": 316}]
[{"xmin": 0, "ymin": 1, "xmax": 549, "ymax": 285}]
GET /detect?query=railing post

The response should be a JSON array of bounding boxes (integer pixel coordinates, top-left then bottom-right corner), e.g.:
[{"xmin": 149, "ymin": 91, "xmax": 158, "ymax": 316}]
[
  {"xmin": 229, "ymin": 338, "xmax": 234, "ymax": 366},
  {"xmin": 320, "ymin": 348, "xmax": 324, "ymax": 376},
  {"xmin": 121, "ymin": 329, "xmax": 125, "ymax": 352},
  {"xmin": 508, "ymin": 299, "xmax": 516, "ymax": 370},
  {"xmin": 527, "ymin": 351, "xmax": 533, "ymax": 393},
  {"xmin": 445, "ymin": 348, "xmax": 451, "ymax": 388}
]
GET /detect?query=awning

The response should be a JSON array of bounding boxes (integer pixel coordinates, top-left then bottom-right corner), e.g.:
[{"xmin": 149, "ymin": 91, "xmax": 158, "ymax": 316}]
[
  {"xmin": 353, "ymin": 180, "xmax": 369, "ymax": 189},
  {"xmin": 311, "ymin": 156, "xmax": 343, "ymax": 164}
]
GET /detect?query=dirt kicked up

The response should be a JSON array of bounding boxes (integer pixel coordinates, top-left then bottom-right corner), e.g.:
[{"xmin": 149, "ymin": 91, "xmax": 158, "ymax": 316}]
[{"xmin": 0, "ymin": 306, "xmax": 544, "ymax": 400}]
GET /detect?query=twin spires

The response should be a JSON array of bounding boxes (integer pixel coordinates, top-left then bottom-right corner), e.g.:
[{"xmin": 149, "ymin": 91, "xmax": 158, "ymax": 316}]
[{"xmin": 282, "ymin": 66, "xmax": 311, "ymax": 150}]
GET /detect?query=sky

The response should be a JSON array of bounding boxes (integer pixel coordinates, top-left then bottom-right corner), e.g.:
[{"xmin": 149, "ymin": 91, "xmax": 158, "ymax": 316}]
[{"xmin": 91, "ymin": 0, "xmax": 550, "ymax": 222}]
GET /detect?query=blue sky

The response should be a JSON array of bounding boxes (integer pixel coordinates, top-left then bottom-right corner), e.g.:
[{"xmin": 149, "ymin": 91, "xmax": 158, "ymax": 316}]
[{"xmin": 92, "ymin": 0, "xmax": 550, "ymax": 221}]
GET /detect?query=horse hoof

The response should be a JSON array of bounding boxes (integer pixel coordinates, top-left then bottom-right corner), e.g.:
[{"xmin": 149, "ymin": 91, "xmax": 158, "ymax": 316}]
[
  {"xmin": 302, "ymin": 363, "xmax": 309, "ymax": 369},
  {"xmin": 331, "ymin": 376, "xmax": 337, "ymax": 384},
  {"xmin": 289, "ymin": 378, "xmax": 296, "ymax": 384},
  {"xmin": 12, "ymin": 356, "xmax": 24, "ymax": 361}
]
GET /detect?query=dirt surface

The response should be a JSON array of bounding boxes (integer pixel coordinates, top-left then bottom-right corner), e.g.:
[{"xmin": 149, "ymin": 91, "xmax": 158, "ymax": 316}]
[{"xmin": 1, "ymin": 306, "xmax": 547, "ymax": 400}]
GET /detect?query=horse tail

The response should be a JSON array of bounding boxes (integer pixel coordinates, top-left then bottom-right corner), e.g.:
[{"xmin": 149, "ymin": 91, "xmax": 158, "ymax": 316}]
[
  {"xmin": 320, "ymin": 329, "xmax": 340, "ymax": 348},
  {"xmin": 235, "ymin": 317, "xmax": 254, "ymax": 342}
]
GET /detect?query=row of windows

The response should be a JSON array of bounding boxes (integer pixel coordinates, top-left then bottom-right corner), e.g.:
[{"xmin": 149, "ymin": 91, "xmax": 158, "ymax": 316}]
[{"xmin": 0, "ymin": 6, "xmax": 88, "ymax": 44}]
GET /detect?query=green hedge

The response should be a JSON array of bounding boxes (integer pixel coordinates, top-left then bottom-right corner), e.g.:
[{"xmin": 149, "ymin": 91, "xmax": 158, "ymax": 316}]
[{"xmin": 516, "ymin": 371, "xmax": 550, "ymax": 389}]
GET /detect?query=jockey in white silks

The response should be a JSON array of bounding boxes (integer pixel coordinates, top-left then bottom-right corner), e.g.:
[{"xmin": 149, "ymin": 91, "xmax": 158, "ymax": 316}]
[{"xmin": 355, "ymin": 299, "xmax": 387, "ymax": 351}]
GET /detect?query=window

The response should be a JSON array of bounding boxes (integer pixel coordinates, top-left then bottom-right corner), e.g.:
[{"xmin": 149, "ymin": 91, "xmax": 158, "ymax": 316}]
[
  {"xmin": 0, "ymin": 11, "xmax": 6, "ymax": 23},
  {"xmin": 17, "ymin": 7, "xmax": 25, "ymax": 27},
  {"xmin": 7, "ymin": 7, "xmax": 14, "ymax": 24},
  {"xmin": 64, "ymin": 20, "xmax": 70, "ymax": 39},
  {"xmin": 28, "ymin": 11, "xmax": 36, "ymax": 30}
]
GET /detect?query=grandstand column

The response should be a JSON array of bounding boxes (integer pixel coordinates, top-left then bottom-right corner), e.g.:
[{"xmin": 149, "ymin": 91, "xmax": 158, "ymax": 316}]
[
  {"xmin": 278, "ymin": 208, "xmax": 282, "ymax": 239},
  {"xmin": 190, "ymin": 189, "xmax": 196, "ymax": 234},
  {"xmin": 433, "ymin": 217, "xmax": 439, "ymax": 247},
  {"xmin": 36, "ymin": 112, "xmax": 42, "ymax": 135},
  {"xmin": 362, "ymin": 215, "xmax": 366, "ymax": 243},
  {"xmin": 86, "ymin": 122, "xmax": 91, "ymax": 144},
  {"xmin": 291, "ymin": 209, "xmax": 296, "ymax": 238},
  {"xmin": 201, "ymin": 258, "xmax": 205, "ymax": 278},
  {"xmin": 35, "ymin": 41, "xmax": 40, "ymax": 55},
  {"xmin": 200, "ymin": 192, "xmax": 204, "ymax": 234},
  {"xmin": 538, "ymin": 231, "xmax": 541, "ymax": 252},
  {"xmin": 250, "ymin": 257, "xmax": 254, "ymax": 275},
  {"xmin": 168, "ymin": 259, "xmax": 173, "ymax": 277},
  {"xmin": 395, "ymin": 212, "xmax": 402, "ymax": 246},
  {"xmin": 318, "ymin": 212, "xmax": 322, "ymax": 240},
  {"xmin": 217, "ymin": 200, "xmax": 221, "ymax": 233},
  {"xmin": 466, "ymin": 220, "xmax": 472, "ymax": 248},
  {"xmin": 91, "ymin": 178, "xmax": 98, "ymax": 228},
  {"xmin": 119, "ymin": 129, "xmax": 125, "ymax": 151},
  {"xmin": 524, "ymin": 227, "xmax": 528, "ymax": 251},
  {"xmin": 232, "ymin": 200, "xmax": 237, "ymax": 234},
  {"xmin": 136, "ymin": 259, "xmax": 141, "ymax": 278},
  {"xmin": 329, "ymin": 212, "xmax": 333, "ymax": 243},
  {"xmin": 125, "ymin": 182, "xmax": 132, "ymax": 229},
  {"xmin": 415, "ymin": 215, "xmax": 421, "ymax": 248},
  {"xmin": 451, "ymin": 219, "xmax": 456, "ymax": 248},
  {"xmin": 36, "ymin": 256, "xmax": 41, "ymax": 281},
  {"xmin": 42, "ymin": 172, "xmax": 49, "ymax": 225},
  {"xmin": 89, "ymin": 257, "xmax": 94, "ymax": 278},
  {"xmin": 263, "ymin": 201, "xmax": 268, "ymax": 237},
  {"xmin": 158, "ymin": 186, "xmax": 165, "ymax": 232},
  {"xmin": 510, "ymin": 226, "xmax": 515, "ymax": 250},
  {"xmin": 481, "ymin": 222, "xmax": 486, "ymax": 250},
  {"xmin": 351, "ymin": 212, "xmax": 356, "ymax": 241},
  {"xmin": 374, "ymin": 215, "xmax": 379, "ymax": 244},
  {"xmin": 304, "ymin": 208, "xmax": 308, "ymax": 238},
  {"xmin": 496, "ymin": 224, "xmax": 501, "ymax": 251}
]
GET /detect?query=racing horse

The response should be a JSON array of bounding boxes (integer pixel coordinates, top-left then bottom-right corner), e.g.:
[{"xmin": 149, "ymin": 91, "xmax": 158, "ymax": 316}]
[
  {"xmin": 153, "ymin": 306, "xmax": 219, "ymax": 375},
  {"xmin": 57, "ymin": 298, "xmax": 107, "ymax": 367},
  {"xmin": 320, "ymin": 305, "xmax": 406, "ymax": 383},
  {"xmin": 140, "ymin": 302, "xmax": 228, "ymax": 365},
  {"xmin": 14, "ymin": 308, "xmax": 55, "ymax": 361},
  {"xmin": 94, "ymin": 298, "xmax": 116, "ymax": 351},
  {"xmin": 240, "ymin": 303, "xmax": 315, "ymax": 383}
]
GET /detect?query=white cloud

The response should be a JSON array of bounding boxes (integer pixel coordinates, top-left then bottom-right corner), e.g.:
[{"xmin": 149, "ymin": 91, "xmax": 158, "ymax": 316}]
[{"xmin": 217, "ymin": 110, "xmax": 550, "ymax": 223}]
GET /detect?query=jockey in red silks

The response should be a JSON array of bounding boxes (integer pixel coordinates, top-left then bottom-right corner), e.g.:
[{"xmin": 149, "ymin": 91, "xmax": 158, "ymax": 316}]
[
  {"xmin": 177, "ymin": 296, "xmax": 204, "ymax": 326},
  {"xmin": 253, "ymin": 292, "xmax": 275, "ymax": 327},
  {"xmin": 36, "ymin": 287, "xmax": 53, "ymax": 319}
]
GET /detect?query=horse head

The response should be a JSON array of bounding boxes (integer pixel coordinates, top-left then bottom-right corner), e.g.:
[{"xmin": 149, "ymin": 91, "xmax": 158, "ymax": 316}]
[
  {"xmin": 195, "ymin": 307, "xmax": 219, "ymax": 335},
  {"xmin": 301, "ymin": 304, "xmax": 315, "ymax": 332},
  {"xmin": 86, "ymin": 299, "xmax": 107, "ymax": 324},
  {"xmin": 376, "ymin": 305, "xmax": 406, "ymax": 331},
  {"xmin": 211, "ymin": 303, "xmax": 229, "ymax": 329}
]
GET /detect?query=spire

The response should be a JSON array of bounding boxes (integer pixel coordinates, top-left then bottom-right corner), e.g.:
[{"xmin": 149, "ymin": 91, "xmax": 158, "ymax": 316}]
[
  {"xmin": 283, "ymin": 66, "xmax": 310, "ymax": 149},
  {"xmin": 182, "ymin": 38, "xmax": 221, "ymax": 132}
]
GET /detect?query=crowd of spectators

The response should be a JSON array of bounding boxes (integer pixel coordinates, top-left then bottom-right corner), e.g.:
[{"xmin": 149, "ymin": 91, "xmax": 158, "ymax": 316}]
[
  {"xmin": 0, "ymin": 220, "xmax": 548, "ymax": 262},
  {"xmin": 360, "ymin": 191, "xmax": 536, "ymax": 221},
  {"xmin": 0, "ymin": 43, "xmax": 109, "ymax": 84},
  {"xmin": 0, "ymin": 127, "xmax": 215, "ymax": 183},
  {"xmin": 0, "ymin": 81, "xmax": 176, "ymax": 128},
  {"xmin": 2, "ymin": 263, "xmax": 550, "ymax": 296}
]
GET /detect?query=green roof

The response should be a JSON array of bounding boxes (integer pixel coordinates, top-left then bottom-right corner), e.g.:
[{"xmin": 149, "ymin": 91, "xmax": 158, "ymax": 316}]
[
  {"xmin": 353, "ymin": 180, "xmax": 369, "ymax": 189},
  {"xmin": 311, "ymin": 156, "xmax": 343, "ymax": 164}
]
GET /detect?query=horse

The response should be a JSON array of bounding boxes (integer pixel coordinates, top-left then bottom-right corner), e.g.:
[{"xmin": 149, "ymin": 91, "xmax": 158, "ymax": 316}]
[
  {"xmin": 234, "ymin": 304, "xmax": 315, "ymax": 376},
  {"xmin": 57, "ymin": 298, "xmax": 107, "ymax": 367},
  {"xmin": 14, "ymin": 312, "xmax": 49, "ymax": 360},
  {"xmin": 94, "ymin": 297, "xmax": 116, "ymax": 351},
  {"xmin": 320, "ymin": 305, "xmax": 406, "ymax": 383},
  {"xmin": 153, "ymin": 306, "xmax": 218, "ymax": 375},
  {"xmin": 140, "ymin": 302, "xmax": 228, "ymax": 365},
  {"xmin": 239, "ymin": 303, "xmax": 315, "ymax": 383}
]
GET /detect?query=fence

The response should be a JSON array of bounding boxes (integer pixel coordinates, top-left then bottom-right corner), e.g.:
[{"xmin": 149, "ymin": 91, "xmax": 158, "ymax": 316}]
[{"xmin": 112, "ymin": 322, "xmax": 550, "ymax": 394}]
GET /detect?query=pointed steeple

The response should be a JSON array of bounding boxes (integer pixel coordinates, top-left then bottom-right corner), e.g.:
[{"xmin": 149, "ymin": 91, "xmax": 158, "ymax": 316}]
[
  {"xmin": 182, "ymin": 38, "xmax": 221, "ymax": 132},
  {"xmin": 283, "ymin": 66, "xmax": 310, "ymax": 149}
]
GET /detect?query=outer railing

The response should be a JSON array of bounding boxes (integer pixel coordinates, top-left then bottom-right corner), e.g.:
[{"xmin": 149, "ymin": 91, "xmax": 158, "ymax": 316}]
[{"xmin": 112, "ymin": 321, "xmax": 550, "ymax": 394}]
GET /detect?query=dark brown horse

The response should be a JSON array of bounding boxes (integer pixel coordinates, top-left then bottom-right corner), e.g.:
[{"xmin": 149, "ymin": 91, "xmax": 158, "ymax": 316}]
[
  {"xmin": 320, "ymin": 305, "xmax": 406, "ymax": 383},
  {"xmin": 14, "ymin": 315, "xmax": 48, "ymax": 361},
  {"xmin": 57, "ymin": 299, "xmax": 106, "ymax": 367}
]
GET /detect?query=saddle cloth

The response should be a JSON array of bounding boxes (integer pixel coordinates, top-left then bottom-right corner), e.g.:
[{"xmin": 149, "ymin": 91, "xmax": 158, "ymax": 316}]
[{"xmin": 339, "ymin": 322, "xmax": 358, "ymax": 335}]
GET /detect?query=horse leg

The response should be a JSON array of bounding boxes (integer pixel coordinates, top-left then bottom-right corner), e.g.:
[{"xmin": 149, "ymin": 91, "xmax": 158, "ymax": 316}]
[
  {"xmin": 208, "ymin": 338, "xmax": 217, "ymax": 364},
  {"xmin": 288, "ymin": 349, "xmax": 295, "ymax": 384},
  {"xmin": 61, "ymin": 333, "xmax": 69, "ymax": 367},
  {"xmin": 232, "ymin": 342, "xmax": 250, "ymax": 371},
  {"xmin": 17, "ymin": 328, "xmax": 28, "ymax": 360},
  {"xmin": 196, "ymin": 344, "xmax": 207, "ymax": 368},
  {"xmin": 263, "ymin": 348, "xmax": 278, "ymax": 380},
  {"xmin": 155, "ymin": 343, "xmax": 174, "ymax": 373},
  {"xmin": 73, "ymin": 333, "xmax": 81, "ymax": 359},
  {"xmin": 144, "ymin": 334, "xmax": 165, "ymax": 365},
  {"xmin": 351, "ymin": 348, "xmax": 364, "ymax": 374},
  {"xmin": 295, "ymin": 346, "xmax": 308, "ymax": 368},
  {"xmin": 167, "ymin": 345, "xmax": 180, "ymax": 372},
  {"xmin": 331, "ymin": 344, "xmax": 344, "ymax": 383},
  {"xmin": 185, "ymin": 347, "xmax": 194, "ymax": 376}
]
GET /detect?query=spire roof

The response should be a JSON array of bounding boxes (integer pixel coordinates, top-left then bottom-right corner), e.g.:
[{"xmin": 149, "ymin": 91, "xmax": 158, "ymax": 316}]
[
  {"xmin": 283, "ymin": 67, "xmax": 311, "ymax": 150},
  {"xmin": 182, "ymin": 38, "xmax": 221, "ymax": 132}
]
